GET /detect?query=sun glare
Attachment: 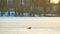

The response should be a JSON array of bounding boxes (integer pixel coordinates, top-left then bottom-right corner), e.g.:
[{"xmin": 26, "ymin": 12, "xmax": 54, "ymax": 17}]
[{"xmin": 50, "ymin": 0, "xmax": 60, "ymax": 4}]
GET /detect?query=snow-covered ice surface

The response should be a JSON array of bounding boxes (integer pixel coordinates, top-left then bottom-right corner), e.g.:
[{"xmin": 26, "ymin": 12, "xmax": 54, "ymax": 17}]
[{"xmin": 0, "ymin": 17, "xmax": 60, "ymax": 34}]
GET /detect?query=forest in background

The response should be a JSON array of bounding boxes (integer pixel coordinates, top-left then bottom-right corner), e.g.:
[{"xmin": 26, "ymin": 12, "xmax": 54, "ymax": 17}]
[{"xmin": 0, "ymin": 0, "xmax": 60, "ymax": 17}]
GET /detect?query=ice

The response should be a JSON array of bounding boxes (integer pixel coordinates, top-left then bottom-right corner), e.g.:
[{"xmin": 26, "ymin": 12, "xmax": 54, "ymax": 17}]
[
  {"xmin": 0, "ymin": 11, "xmax": 1, "ymax": 16},
  {"xmin": 23, "ymin": 12, "xmax": 29, "ymax": 16},
  {"xmin": 34, "ymin": 14, "xmax": 39, "ymax": 17},
  {"xmin": 0, "ymin": 11, "xmax": 58, "ymax": 17},
  {"xmin": 10, "ymin": 11, "xmax": 15, "ymax": 17},
  {"xmin": 3, "ymin": 11, "xmax": 8, "ymax": 17},
  {"xmin": 46, "ymin": 14, "xmax": 56, "ymax": 16}
]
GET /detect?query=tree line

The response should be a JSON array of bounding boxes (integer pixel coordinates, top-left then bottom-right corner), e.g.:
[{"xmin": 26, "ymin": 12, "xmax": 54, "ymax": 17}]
[{"xmin": 0, "ymin": 0, "xmax": 60, "ymax": 17}]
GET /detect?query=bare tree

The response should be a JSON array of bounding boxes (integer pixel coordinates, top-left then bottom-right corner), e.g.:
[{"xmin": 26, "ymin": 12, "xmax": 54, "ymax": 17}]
[
  {"xmin": 20, "ymin": 0, "xmax": 24, "ymax": 16},
  {"xmin": 1, "ymin": 0, "xmax": 5, "ymax": 16},
  {"xmin": 14, "ymin": 0, "xmax": 18, "ymax": 16},
  {"xmin": 57, "ymin": 1, "xmax": 60, "ymax": 16}
]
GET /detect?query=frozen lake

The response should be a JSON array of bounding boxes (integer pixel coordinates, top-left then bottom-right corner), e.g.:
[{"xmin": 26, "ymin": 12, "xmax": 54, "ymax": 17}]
[{"xmin": 0, "ymin": 17, "xmax": 60, "ymax": 34}]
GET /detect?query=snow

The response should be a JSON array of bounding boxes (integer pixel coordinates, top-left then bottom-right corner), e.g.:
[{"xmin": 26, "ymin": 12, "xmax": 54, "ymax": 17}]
[{"xmin": 0, "ymin": 17, "xmax": 60, "ymax": 34}]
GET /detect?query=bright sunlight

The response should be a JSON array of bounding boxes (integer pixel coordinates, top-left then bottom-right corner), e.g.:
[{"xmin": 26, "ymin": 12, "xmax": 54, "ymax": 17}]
[{"xmin": 50, "ymin": 0, "xmax": 60, "ymax": 4}]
